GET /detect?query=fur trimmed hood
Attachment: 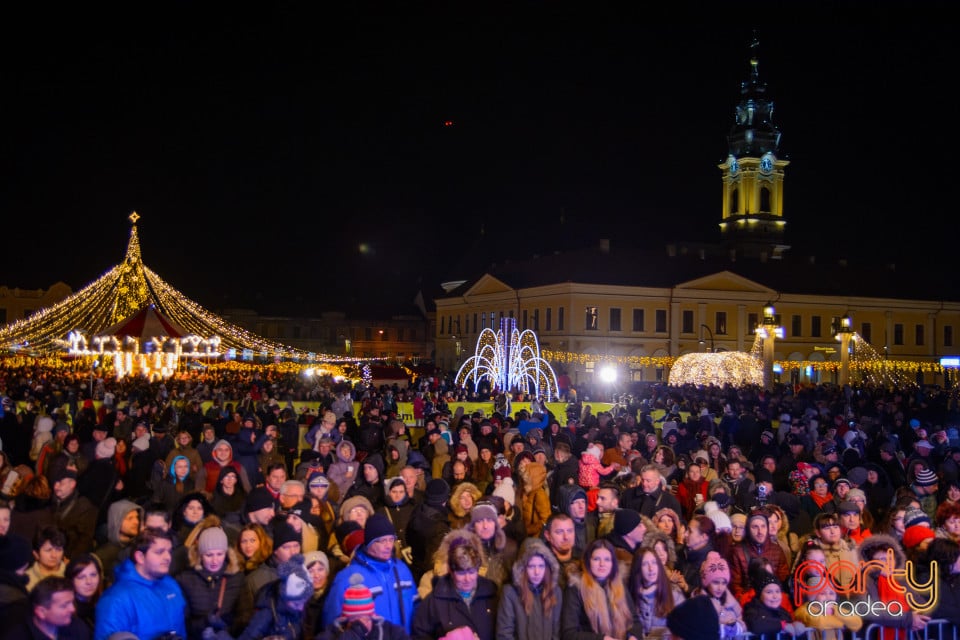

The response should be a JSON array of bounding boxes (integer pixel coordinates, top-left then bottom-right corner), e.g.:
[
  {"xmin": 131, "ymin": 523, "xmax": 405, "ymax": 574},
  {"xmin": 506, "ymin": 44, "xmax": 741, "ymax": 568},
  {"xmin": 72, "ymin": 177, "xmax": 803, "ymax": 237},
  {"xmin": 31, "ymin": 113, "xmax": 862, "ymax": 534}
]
[
  {"xmin": 858, "ymin": 532, "xmax": 905, "ymax": 567},
  {"xmin": 431, "ymin": 527, "xmax": 487, "ymax": 577},
  {"xmin": 449, "ymin": 482, "xmax": 482, "ymax": 518},
  {"xmin": 511, "ymin": 538, "xmax": 560, "ymax": 589},
  {"xmin": 642, "ymin": 529, "xmax": 678, "ymax": 567}
]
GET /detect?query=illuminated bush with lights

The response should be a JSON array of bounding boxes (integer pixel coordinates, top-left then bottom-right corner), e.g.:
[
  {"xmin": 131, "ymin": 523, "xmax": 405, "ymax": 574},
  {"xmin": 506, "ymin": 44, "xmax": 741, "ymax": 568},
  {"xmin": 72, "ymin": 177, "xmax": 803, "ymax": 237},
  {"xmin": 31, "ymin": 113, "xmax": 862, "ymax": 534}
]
[{"xmin": 668, "ymin": 352, "xmax": 764, "ymax": 387}]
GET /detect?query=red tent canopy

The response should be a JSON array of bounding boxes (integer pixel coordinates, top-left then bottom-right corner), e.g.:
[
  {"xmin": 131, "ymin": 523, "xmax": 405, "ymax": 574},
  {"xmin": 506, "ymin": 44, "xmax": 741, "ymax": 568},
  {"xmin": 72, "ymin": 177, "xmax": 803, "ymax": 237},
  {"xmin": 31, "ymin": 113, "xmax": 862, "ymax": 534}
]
[{"xmin": 99, "ymin": 305, "xmax": 188, "ymax": 340}]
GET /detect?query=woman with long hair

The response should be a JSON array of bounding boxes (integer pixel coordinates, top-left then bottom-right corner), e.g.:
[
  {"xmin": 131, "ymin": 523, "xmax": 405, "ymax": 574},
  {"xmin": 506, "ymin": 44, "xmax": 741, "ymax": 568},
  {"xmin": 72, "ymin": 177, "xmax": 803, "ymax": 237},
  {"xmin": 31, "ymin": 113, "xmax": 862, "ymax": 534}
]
[
  {"xmin": 497, "ymin": 538, "xmax": 562, "ymax": 640},
  {"xmin": 647, "ymin": 530, "xmax": 689, "ymax": 595},
  {"xmin": 628, "ymin": 546, "xmax": 684, "ymax": 637},
  {"xmin": 66, "ymin": 552, "xmax": 104, "ymax": 633},
  {"xmin": 765, "ymin": 503, "xmax": 798, "ymax": 568},
  {"xmin": 236, "ymin": 522, "xmax": 273, "ymax": 574},
  {"xmin": 561, "ymin": 538, "xmax": 643, "ymax": 640}
]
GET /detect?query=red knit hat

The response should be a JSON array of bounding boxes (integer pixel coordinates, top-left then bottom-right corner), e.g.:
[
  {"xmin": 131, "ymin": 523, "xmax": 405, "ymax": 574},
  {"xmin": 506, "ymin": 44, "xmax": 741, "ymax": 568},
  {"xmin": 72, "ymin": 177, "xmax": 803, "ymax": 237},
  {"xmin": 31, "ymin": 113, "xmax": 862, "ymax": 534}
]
[
  {"xmin": 341, "ymin": 573, "xmax": 376, "ymax": 619},
  {"xmin": 902, "ymin": 525, "xmax": 935, "ymax": 550}
]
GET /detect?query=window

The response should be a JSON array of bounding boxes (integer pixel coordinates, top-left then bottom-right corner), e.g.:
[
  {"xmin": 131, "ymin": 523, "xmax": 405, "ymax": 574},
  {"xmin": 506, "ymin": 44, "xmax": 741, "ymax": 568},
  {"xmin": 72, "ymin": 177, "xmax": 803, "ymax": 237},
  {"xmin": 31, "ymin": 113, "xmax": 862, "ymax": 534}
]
[
  {"xmin": 480, "ymin": 312, "xmax": 486, "ymax": 330},
  {"xmin": 811, "ymin": 316, "xmax": 822, "ymax": 338},
  {"xmin": 509, "ymin": 310, "xmax": 514, "ymax": 318},
  {"xmin": 760, "ymin": 187, "xmax": 771, "ymax": 212},
  {"xmin": 633, "ymin": 309, "xmax": 645, "ymax": 332},
  {"xmin": 522, "ymin": 310, "xmax": 528, "ymax": 330},
  {"xmin": 0, "ymin": 309, "xmax": 6, "ymax": 324},
  {"xmin": 715, "ymin": 312, "xmax": 727, "ymax": 335},
  {"xmin": 916, "ymin": 324, "xmax": 924, "ymax": 346},
  {"xmin": 365, "ymin": 328, "xmax": 372, "ymax": 341},
  {"xmin": 655, "ymin": 310, "xmax": 667, "ymax": 333},
  {"xmin": 860, "ymin": 323, "xmax": 871, "ymax": 344},
  {"xmin": 397, "ymin": 328, "xmax": 404, "ymax": 342},
  {"xmin": 730, "ymin": 188, "xmax": 739, "ymax": 214},
  {"xmin": 533, "ymin": 309, "xmax": 539, "ymax": 332},
  {"xmin": 748, "ymin": 313, "xmax": 758, "ymax": 335},
  {"xmin": 792, "ymin": 315, "xmax": 802, "ymax": 338},
  {"xmin": 558, "ymin": 307, "xmax": 565, "ymax": 331},
  {"xmin": 946, "ymin": 326, "xmax": 954, "ymax": 348},
  {"xmin": 894, "ymin": 323, "xmax": 904, "ymax": 345},
  {"xmin": 586, "ymin": 307, "xmax": 599, "ymax": 331},
  {"xmin": 682, "ymin": 310, "xmax": 694, "ymax": 333},
  {"xmin": 546, "ymin": 308, "xmax": 552, "ymax": 331},
  {"xmin": 609, "ymin": 308, "xmax": 621, "ymax": 331},
  {"xmin": 472, "ymin": 314, "xmax": 477, "ymax": 333}
]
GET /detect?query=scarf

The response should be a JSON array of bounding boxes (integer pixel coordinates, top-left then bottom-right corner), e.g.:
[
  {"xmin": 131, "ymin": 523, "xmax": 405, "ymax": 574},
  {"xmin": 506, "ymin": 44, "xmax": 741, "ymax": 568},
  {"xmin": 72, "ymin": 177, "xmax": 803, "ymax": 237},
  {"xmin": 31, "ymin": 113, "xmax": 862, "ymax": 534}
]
[
  {"xmin": 877, "ymin": 574, "xmax": 910, "ymax": 640},
  {"xmin": 810, "ymin": 491, "xmax": 834, "ymax": 509}
]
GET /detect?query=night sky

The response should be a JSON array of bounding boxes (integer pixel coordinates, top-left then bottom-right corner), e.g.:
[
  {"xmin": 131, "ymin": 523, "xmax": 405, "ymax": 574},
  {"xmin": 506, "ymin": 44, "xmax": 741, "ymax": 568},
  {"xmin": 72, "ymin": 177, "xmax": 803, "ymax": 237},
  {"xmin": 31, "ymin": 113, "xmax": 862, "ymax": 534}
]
[{"xmin": 2, "ymin": 6, "xmax": 956, "ymax": 315}]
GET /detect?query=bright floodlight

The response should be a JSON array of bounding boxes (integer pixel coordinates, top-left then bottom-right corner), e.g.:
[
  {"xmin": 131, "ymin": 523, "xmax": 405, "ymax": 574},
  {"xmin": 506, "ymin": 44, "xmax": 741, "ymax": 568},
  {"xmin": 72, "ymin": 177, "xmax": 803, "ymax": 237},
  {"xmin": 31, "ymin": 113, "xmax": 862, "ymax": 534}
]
[
  {"xmin": 599, "ymin": 366, "xmax": 617, "ymax": 383},
  {"xmin": 304, "ymin": 368, "xmax": 315, "ymax": 377}
]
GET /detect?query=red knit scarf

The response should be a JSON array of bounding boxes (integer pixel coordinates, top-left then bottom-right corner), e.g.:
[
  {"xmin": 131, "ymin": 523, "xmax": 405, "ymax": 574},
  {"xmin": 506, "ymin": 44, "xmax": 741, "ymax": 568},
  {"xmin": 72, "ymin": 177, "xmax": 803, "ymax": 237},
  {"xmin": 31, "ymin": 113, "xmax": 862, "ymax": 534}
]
[{"xmin": 809, "ymin": 491, "xmax": 834, "ymax": 509}]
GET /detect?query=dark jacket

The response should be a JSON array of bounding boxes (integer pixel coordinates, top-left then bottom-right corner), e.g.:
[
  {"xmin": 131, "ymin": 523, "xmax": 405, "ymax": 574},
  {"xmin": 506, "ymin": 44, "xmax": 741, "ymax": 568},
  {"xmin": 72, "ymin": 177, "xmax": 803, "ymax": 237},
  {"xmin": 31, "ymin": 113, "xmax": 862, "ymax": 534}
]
[
  {"xmin": 412, "ymin": 573, "xmax": 499, "ymax": 640},
  {"xmin": 406, "ymin": 501, "xmax": 451, "ymax": 582},
  {"xmin": 742, "ymin": 598, "xmax": 792, "ymax": 640},
  {"xmin": 236, "ymin": 577, "xmax": 306, "ymax": 640},
  {"xmin": 316, "ymin": 616, "xmax": 409, "ymax": 640},
  {"xmin": 50, "ymin": 490, "xmax": 99, "ymax": 561}
]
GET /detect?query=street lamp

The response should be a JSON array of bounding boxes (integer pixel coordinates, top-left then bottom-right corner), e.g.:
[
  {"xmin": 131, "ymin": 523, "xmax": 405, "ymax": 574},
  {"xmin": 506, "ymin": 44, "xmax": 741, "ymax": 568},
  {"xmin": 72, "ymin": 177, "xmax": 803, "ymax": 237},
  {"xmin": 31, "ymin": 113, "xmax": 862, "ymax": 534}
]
[
  {"xmin": 756, "ymin": 302, "xmax": 784, "ymax": 390},
  {"xmin": 834, "ymin": 314, "xmax": 854, "ymax": 386},
  {"xmin": 699, "ymin": 324, "xmax": 715, "ymax": 352}
]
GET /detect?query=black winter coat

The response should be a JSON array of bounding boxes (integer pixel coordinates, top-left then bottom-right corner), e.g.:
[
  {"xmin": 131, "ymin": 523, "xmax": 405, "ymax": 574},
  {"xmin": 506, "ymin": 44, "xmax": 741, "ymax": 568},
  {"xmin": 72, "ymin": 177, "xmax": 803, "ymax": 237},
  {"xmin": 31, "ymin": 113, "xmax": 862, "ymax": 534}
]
[
  {"xmin": 742, "ymin": 598, "xmax": 792, "ymax": 639},
  {"xmin": 176, "ymin": 566, "xmax": 245, "ymax": 640},
  {"xmin": 411, "ymin": 574, "xmax": 498, "ymax": 640}
]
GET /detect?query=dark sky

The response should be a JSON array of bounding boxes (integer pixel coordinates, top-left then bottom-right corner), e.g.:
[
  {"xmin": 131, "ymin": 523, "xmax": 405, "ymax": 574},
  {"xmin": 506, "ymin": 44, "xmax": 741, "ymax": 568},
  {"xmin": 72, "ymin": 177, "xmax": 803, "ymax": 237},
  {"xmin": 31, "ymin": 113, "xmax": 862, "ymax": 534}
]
[{"xmin": 2, "ymin": 5, "xmax": 956, "ymax": 315}]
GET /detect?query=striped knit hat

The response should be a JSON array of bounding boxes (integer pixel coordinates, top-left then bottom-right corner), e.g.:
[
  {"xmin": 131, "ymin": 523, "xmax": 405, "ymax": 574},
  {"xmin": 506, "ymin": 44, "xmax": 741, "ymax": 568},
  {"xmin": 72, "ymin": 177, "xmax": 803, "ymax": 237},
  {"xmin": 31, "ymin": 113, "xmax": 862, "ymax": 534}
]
[{"xmin": 341, "ymin": 573, "xmax": 376, "ymax": 619}]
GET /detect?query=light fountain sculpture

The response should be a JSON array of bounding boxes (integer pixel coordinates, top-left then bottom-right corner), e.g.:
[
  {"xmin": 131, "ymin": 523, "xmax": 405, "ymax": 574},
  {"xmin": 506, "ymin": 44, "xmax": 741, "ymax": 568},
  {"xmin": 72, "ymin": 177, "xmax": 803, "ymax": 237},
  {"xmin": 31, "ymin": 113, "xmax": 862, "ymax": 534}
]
[{"xmin": 456, "ymin": 317, "xmax": 559, "ymax": 400}]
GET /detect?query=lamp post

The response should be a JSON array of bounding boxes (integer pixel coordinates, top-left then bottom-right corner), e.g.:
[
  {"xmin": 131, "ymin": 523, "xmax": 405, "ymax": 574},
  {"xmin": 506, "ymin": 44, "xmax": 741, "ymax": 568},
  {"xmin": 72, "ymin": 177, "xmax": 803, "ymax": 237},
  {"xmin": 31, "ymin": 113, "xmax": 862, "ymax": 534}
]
[
  {"xmin": 699, "ymin": 324, "xmax": 715, "ymax": 352},
  {"xmin": 756, "ymin": 303, "xmax": 783, "ymax": 390},
  {"xmin": 835, "ymin": 314, "xmax": 854, "ymax": 386}
]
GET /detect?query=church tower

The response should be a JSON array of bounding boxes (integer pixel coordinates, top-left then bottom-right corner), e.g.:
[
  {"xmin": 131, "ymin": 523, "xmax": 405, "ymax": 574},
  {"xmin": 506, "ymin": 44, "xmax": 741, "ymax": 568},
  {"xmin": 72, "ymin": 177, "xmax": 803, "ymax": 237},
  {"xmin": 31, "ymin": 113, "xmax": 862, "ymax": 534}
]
[{"xmin": 718, "ymin": 37, "xmax": 789, "ymax": 260}]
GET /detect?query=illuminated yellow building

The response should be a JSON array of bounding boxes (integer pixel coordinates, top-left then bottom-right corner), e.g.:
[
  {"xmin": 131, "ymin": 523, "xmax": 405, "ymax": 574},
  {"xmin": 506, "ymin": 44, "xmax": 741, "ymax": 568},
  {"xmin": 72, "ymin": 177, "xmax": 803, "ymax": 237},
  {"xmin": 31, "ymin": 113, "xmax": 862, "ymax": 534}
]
[{"xmin": 434, "ymin": 44, "xmax": 960, "ymax": 389}]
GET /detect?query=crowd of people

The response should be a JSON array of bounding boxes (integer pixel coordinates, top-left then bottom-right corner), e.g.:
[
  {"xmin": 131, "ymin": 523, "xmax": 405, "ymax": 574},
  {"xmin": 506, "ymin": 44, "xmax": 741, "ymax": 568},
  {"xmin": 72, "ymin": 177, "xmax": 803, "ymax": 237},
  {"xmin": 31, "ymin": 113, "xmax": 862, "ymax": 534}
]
[{"xmin": 0, "ymin": 361, "xmax": 959, "ymax": 640}]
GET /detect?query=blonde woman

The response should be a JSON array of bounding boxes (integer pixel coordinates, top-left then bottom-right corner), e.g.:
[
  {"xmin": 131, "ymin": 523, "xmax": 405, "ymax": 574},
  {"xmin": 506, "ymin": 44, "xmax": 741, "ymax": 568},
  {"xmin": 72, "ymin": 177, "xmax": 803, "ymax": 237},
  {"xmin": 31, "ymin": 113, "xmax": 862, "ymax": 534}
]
[{"xmin": 765, "ymin": 503, "xmax": 799, "ymax": 567}]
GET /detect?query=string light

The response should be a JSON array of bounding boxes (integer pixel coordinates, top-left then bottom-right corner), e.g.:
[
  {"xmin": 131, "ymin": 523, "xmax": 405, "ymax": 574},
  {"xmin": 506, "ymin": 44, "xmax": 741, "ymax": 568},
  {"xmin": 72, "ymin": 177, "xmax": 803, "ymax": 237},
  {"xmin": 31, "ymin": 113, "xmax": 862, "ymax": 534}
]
[
  {"xmin": 668, "ymin": 352, "xmax": 764, "ymax": 386},
  {"xmin": 0, "ymin": 215, "xmax": 379, "ymax": 369}
]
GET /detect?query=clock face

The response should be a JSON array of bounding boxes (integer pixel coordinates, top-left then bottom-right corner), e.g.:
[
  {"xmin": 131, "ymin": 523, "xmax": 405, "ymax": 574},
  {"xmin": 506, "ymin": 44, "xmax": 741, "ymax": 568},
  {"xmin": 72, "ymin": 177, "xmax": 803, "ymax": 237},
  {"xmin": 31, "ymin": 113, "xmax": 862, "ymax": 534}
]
[
  {"xmin": 729, "ymin": 157, "xmax": 739, "ymax": 174},
  {"xmin": 760, "ymin": 154, "xmax": 774, "ymax": 173}
]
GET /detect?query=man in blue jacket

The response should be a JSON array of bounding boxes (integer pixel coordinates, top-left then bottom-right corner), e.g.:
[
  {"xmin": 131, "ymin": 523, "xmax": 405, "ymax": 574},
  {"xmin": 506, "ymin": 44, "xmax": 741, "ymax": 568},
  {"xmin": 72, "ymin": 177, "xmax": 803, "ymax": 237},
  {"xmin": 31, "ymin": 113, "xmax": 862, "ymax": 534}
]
[
  {"xmin": 94, "ymin": 527, "xmax": 187, "ymax": 640},
  {"xmin": 322, "ymin": 513, "xmax": 418, "ymax": 633}
]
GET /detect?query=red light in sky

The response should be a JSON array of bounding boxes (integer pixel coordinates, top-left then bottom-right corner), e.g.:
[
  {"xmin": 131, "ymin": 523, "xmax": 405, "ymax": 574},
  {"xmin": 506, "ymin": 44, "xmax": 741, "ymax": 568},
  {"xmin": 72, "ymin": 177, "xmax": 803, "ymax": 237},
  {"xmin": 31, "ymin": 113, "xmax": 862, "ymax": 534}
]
[{"xmin": 443, "ymin": 120, "xmax": 453, "ymax": 127}]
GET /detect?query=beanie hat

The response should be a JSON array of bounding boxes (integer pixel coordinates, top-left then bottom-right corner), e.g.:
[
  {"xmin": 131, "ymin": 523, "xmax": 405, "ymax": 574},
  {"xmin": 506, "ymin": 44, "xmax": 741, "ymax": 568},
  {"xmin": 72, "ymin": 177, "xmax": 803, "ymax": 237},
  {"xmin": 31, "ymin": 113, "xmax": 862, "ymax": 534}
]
[
  {"xmin": 751, "ymin": 569, "xmax": 781, "ymax": 595},
  {"xmin": 910, "ymin": 418, "xmax": 921, "ymax": 429},
  {"xmin": 832, "ymin": 477, "xmax": 852, "ymax": 492},
  {"xmin": 198, "ymin": 527, "xmax": 229, "ymax": 555},
  {"xmin": 914, "ymin": 467, "xmax": 939, "ymax": 487},
  {"xmin": 96, "ymin": 437, "xmax": 117, "ymax": 459},
  {"xmin": 277, "ymin": 554, "xmax": 311, "ymax": 602},
  {"xmin": 303, "ymin": 550, "xmax": 329, "ymax": 573},
  {"xmin": 245, "ymin": 487, "xmax": 276, "ymax": 514},
  {"xmin": 0, "ymin": 533, "xmax": 32, "ymax": 572},
  {"xmin": 493, "ymin": 455, "xmax": 512, "ymax": 482},
  {"xmin": 904, "ymin": 507, "xmax": 933, "ymax": 529},
  {"xmin": 132, "ymin": 435, "xmax": 150, "ymax": 452},
  {"xmin": 666, "ymin": 594, "xmax": 720, "ymax": 640},
  {"xmin": 903, "ymin": 525, "xmax": 936, "ymax": 550},
  {"xmin": 341, "ymin": 573, "xmax": 376, "ymax": 619},
  {"xmin": 613, "ymin": 508, "xmax": 642, "ymax": 537},
  {"xmin": 307, "ymin": 472, "xmax": 330, "ymax": 489},
  {"xmin": 492, "ymin": 477, "xmax": 516, "ymax": 507},
  {"xmin": 754, "ymin": 468, "xmax": 775, "ymax": 486},
  {"xmin": 705, "ymin": 506, "xmax": 732, "ymax": 533},
  {"xmin": 470, "ymin": 502, "xmax": 498, "ymax": 524},
  {"xmin": 364, "ymin": 513, "xmax": 396, "ymax": 546},
  {"xmin": 699, "ymin": 551, "xmax": 731, "ymax": 583},
  {"xmin": 272, "ymin": 521, "xmax": 301, "ymax": 549},
  {"xmin": 747, "ymin": 508, "xmax": 769, "ymax": 527},
  {"xmin": 339, "ymin": 496, "xmax": 376, "ymax": 522},
  {"xmin": 336, "ymin": 521, "xmax": 365, "ymax": 557},
  {"xmin": 53, "ymin": 422, "xmax": 70, "ymax": 437},
  {"xmin": 846, "ymin": 488, "xmax": 867, "ymax": 504},
  {"xmin": 761, "ymin": 429, "xmax": 775, "ymax": 441},
  {"xmin": 51, "ymin": 467, "xmax": 79, "ymax": 485},
  {"xmin": 425, "ymin": 478, "xmax": 451, "ymax": 507}
]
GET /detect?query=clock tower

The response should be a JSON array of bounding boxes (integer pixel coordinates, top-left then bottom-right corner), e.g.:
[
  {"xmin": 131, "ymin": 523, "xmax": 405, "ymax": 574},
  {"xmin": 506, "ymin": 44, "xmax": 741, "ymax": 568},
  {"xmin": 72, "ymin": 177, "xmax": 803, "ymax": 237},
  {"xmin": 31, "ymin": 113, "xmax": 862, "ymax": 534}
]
[{"xmin": 719, "ymin": 36, "xmax": 789, "ymax": 259}]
